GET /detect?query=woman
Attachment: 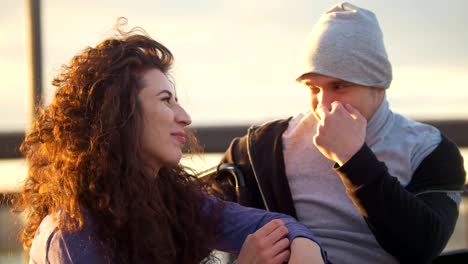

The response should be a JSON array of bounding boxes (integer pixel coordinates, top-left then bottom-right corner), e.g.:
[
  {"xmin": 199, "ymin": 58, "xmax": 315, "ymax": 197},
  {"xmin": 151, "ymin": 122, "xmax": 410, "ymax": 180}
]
[{"xmin": 14, "ymin": 20, "xmax": 326, "ymax": 264}]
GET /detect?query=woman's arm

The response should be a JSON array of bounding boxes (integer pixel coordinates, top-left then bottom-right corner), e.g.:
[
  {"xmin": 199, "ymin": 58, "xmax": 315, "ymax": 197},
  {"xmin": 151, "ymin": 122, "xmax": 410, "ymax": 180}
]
[
  {"xmin": 236, "ymin": 221, "xmax": 324, "ymax": 264},
  {"xmin": 288, "ymin": 237, "xmax": 324, "ymax": 264},
  {"xmin": 204, "ymin": 195, "xmax": 327, "ymax": 262}
]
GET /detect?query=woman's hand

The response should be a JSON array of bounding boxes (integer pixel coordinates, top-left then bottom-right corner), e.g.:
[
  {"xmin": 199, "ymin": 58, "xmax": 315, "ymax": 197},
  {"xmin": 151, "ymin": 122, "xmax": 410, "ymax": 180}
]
[
  {"xmin": 288, "ymin": 237, "xmax": 324, "ymax": 264},
  {"xmin": 236, "ymin": 219, "xmax": 290, "ymax": 264}
]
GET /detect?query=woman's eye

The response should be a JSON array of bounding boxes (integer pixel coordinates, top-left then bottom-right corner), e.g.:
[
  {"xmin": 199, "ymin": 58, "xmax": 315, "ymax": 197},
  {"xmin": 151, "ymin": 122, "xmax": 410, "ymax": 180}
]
[{"xmin": 162, "ymin": 97, "xmax": 171, "ymax": 103}]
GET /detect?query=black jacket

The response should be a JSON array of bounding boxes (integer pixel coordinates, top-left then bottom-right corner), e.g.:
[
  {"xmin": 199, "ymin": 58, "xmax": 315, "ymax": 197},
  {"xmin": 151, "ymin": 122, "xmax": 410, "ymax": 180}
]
[{"xmin": 219, "ymin": 118, "xmax": 466, "ymax": 263}]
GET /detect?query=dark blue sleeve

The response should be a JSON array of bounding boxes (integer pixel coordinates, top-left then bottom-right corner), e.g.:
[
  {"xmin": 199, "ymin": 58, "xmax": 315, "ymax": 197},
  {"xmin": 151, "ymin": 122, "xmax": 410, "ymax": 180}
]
[
  {"xmin": 204, "ymin": 195, "xmax": 324, "ymax": 257},
  {"xmin": 29, "ymin": 214, "xmax": 108, "ymax": 264},
  {"xmin": 46, "ymin": 228, "xmax": 107, "ymax": 264}
]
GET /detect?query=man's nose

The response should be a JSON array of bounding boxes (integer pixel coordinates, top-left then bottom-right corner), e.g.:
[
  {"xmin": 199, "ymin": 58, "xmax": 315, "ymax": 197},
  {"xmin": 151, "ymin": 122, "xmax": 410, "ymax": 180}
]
[{"xmin": 317, "ymin": 91, "xmax": 334, "ymax": 110}]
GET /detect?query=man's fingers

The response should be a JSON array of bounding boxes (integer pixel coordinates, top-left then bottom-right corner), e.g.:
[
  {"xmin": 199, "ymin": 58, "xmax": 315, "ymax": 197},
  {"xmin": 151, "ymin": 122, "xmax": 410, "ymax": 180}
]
[
  {"xmin": 315, "ymin": 104, "xmax": 329, "ymax": 121},
  {"xmin": 272, "ymin": 249, "xmax": 291, "ymax": 264},
  {"xmin": 344, "ymin": 103, "xmax": 365, "ymax": 121},
  {"xmin": 331, "ymin": 102, "xmax": 365, "ymax": 121},
  {"xmin": 254, "ymin": 219, "xmax": 284, "ymax": 238},
  {"xmin": 332, "ymin": 101, "xmax": 356, "ymax": 118},
  {"xmin": 330, "ymin": 101, "xmax": 341, "ymax": 109},
  {"xmin": 271, "ymin": 237, "xmax": 290, "ymax": 255},
  {"xmin": 265, "ymin": 223, "xmax": 288, "ymax": 244}
]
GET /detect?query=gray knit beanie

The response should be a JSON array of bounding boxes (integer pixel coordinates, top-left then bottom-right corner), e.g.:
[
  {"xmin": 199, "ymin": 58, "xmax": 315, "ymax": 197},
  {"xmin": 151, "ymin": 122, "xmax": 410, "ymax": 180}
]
[{"xmin": 297, "ymin": 2, "xmax": 392, "ymax": 89}]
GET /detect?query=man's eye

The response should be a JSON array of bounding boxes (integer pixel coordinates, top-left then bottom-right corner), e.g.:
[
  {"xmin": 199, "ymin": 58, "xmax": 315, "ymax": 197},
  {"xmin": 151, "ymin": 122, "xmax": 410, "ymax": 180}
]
[
  {"xmin": 335, "ymin": 83, "xmax": 350, "ymax": 90},
  {"xmin": 309, "ymin": 86, "xmax": 320, "ymax": 94},
  {"xmin": 162, "ymin": 97, "xmax": 171, "ymax": 103}
]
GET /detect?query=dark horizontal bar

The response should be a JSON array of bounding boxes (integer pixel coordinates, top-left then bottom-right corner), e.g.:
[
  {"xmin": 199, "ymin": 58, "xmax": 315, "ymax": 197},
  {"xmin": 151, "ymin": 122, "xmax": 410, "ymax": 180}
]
[
  {"xmin": 194, "ymin": 119, "xmax": 468, "ymax": 153},
  {"xmin": 0, "ymin": 132, "xmax": 24, "ymax": 159},
  {"xmin": 1, "ymin": 119, "xmax": 468, "ymax": 158},
  {"xmin": 192, "ymin": 125, "xmax": 248, "ymax": 153}
]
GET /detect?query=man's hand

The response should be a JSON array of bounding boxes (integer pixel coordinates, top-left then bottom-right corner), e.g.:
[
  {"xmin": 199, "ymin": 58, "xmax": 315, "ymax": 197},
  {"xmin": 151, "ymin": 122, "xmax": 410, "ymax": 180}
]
[
  {"xmin": 236, "ymin": 219, "xmax": 290, "ymax": 264},
  {"xmin": 288, "ymin": 237, "xmax": 324, "ymax": 264},
  {"xmin": 313, "ymin": 102, "xmax": 367, "ymax": 166}
]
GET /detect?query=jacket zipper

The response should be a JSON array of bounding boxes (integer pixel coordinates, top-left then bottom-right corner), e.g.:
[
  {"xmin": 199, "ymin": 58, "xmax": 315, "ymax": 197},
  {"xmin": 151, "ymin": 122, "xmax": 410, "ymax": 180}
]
[{"xmin": 246, "ymin": 125, "xmax": 271, "ymax": 211}]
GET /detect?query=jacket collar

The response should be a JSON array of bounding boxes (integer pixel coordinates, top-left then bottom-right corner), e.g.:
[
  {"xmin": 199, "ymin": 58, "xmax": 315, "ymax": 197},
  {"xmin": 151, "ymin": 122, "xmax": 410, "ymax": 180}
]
[{"xmin": 247, "ymin": 118, "xmax": 298, "ymax": 217}]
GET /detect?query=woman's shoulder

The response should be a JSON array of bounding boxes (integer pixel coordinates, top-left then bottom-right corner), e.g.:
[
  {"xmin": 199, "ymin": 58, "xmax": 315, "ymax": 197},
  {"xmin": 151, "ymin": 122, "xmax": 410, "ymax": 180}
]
[
  {"xmin": 29, "ymin": 213, "xmax": 108, "ymax": 264},
  {"xmin": 29, "ymin": 214, "xmax": 58, "ymax": 262}
]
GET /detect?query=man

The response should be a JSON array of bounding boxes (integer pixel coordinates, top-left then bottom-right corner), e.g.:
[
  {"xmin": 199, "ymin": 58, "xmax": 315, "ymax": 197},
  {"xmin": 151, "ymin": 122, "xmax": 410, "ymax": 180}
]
[{"xmin": 218, "ymin": 2, "xmax": 466, "ymax": 263}]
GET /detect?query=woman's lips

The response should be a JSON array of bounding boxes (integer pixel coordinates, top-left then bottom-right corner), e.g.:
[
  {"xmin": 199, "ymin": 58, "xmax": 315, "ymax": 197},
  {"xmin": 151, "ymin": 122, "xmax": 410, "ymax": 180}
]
[{"xmin": 171, "ymin": 132, "xmax": 186, "ymax": 145}]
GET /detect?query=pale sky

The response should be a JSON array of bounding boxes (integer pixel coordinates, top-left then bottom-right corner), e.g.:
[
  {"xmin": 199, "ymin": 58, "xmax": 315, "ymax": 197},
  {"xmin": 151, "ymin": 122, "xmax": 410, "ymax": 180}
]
[{"xmin": 1, "ymin": 0, "xmax": 467, "ymax": 131}]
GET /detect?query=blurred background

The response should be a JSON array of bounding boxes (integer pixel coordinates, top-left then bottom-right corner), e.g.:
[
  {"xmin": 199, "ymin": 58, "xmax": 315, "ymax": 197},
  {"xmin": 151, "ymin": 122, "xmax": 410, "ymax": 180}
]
[{"xmin": 1, "ymin": 0, "xmax": 467, "ymax": 263}]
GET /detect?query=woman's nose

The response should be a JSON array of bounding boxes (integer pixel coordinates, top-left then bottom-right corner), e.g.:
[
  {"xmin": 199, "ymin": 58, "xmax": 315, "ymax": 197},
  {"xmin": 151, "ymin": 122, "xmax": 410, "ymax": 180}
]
[{"xmin": 176, "ymin": 105, "xmax": 192, "ymax": 126}]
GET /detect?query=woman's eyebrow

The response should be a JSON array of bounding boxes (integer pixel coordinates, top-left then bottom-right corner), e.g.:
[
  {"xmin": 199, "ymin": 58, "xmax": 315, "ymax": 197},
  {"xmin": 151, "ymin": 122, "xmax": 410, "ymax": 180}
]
[
  {"xmin": 156, "ymin": 90, "xmax": 173, "ymax": 97},
  {"xmin": 156, "ymin": 90, "xmax": 178, "ymax": 102}
]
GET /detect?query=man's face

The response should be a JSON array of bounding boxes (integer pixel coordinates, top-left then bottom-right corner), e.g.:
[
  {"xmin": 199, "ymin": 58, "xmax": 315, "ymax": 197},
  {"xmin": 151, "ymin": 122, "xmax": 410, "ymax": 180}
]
[{"xmin": 298, "ymin": 73, "xmax": 384, "ymax": 121}]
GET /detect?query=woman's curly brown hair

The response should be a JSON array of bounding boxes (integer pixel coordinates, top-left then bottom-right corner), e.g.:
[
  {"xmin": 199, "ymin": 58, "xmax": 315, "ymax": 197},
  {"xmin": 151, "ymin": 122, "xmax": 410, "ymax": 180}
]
[{"xmin": 14, "ymin": 18, "xmax": 221, "ymax": 263}]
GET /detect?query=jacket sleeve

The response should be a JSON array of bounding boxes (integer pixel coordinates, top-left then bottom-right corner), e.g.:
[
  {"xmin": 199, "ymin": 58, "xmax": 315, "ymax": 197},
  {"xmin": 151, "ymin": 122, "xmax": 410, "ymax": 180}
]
[
  {"xmin": 203, "ymin": 195, "xmax": 326, "ymax": 261},
  {"xmin": 335, "ymin": 138, "xmax": 465, "ymax": 263}
]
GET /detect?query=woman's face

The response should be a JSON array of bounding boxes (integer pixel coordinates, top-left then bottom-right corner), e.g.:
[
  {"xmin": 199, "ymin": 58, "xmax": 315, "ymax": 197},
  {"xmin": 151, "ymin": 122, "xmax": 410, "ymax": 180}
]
[{"xmin": 137, "ymin": 68, "xmax": 192, "ymax": 173}]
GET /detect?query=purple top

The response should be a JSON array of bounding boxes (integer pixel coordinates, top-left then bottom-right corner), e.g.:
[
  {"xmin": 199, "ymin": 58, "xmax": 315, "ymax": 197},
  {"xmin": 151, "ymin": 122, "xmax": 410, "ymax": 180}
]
[{"xmin": 29, "ymin": 195, "xmax": 324, "ymax": 263}]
